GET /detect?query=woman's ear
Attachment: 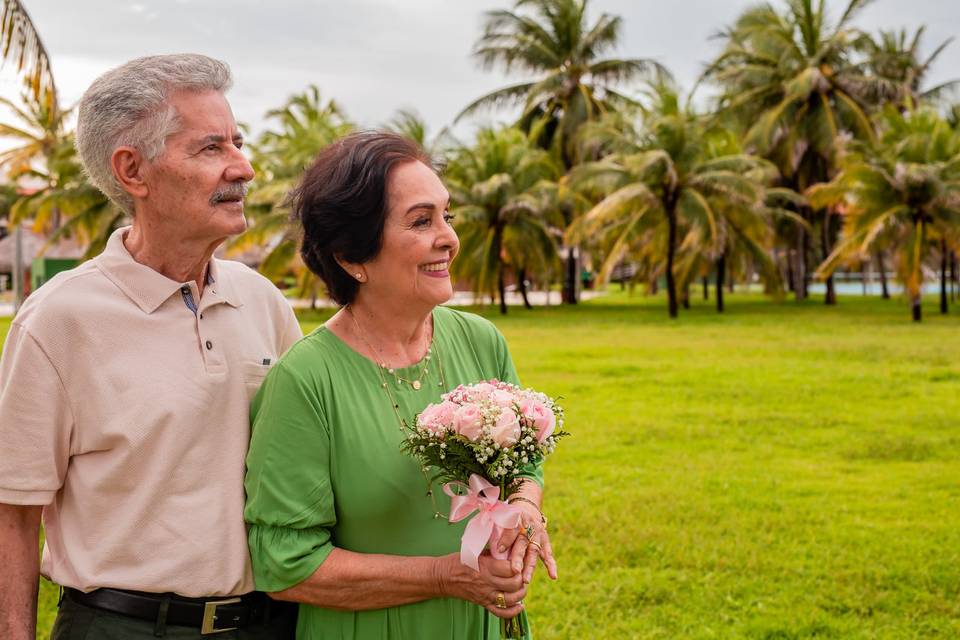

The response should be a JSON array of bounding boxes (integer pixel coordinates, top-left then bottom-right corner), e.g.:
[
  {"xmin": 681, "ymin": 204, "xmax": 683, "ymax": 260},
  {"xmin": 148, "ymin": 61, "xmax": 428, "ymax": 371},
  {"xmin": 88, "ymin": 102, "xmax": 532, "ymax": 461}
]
[{"xmin": 335, "ymin": 255, "xmax": 367, "ymax": 283}]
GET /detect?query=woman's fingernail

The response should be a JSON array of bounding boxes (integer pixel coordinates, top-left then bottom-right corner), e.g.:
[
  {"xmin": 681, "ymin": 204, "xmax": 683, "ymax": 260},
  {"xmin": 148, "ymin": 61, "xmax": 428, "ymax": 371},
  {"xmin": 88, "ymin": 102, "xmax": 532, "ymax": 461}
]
[{"xmin": 498, "ymin": 545, "xmax": 507, "ymax": 553}]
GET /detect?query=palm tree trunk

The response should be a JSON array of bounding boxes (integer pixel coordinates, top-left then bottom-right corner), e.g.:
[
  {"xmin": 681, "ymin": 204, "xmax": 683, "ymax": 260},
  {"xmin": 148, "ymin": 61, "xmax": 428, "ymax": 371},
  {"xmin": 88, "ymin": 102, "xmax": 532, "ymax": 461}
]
[
  {"xmin": 940, "ymin": 240, "xmax": 948, "ymax": 315},
  {"xmin": 518, "ymin": 268, "xmax": 532, "ymax": 310},
  {"xmin": 785, "ymin": 249, "xmax": 795, "ymax": 293},
  {"xmin": 666, "ymin": 202, "xmax": 679, "ymax": 319},
  {"xmin": 951, "ymin": 251, "xmax": 957, "ymax": 302},
  {"xmin": 794, "ymin": 224, "xmax": 807, "ymax": 301},
  {"xmin": 822, "ymin": 213, "xmax": 836, "ymax": 305},
  {"xmin": 498, "ymin": 264, "xmax": 507, "ymax": 315},
  {"xmin": 716, "ymin": 253, "xmax": 726, "ymax": 313},
  {"xmin": 702, "ymin": 276, "xmax": 709, "ymax": 300},
  {"xmin": 562, "ymin": 247, "xmax": 578, "ymax": 305},
  {"xmin": 875, "ymin": 251, "xmax": 890, "ymax": 299}
]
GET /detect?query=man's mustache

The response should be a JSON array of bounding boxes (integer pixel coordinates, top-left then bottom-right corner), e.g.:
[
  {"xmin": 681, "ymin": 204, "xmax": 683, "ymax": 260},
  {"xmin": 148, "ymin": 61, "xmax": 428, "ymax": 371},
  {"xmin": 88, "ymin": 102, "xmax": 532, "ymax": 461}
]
[{"xmin": 210, "ymin": 183, "xmax": 248, "ymax": 205}]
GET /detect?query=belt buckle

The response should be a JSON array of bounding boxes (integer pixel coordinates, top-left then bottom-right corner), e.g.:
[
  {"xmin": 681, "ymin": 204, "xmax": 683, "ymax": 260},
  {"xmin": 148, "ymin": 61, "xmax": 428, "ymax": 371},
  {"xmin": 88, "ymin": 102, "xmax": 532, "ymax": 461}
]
[{"xmin": 200, "ymin": 597, "xmax": 242, "ymax": 635}]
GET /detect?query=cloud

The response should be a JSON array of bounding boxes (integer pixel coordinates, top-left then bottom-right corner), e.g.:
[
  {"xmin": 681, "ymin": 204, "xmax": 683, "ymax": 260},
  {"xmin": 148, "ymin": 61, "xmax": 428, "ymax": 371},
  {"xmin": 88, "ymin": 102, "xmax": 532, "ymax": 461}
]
[{"xmin": 7, "ymin": 0, "xmax": 959, "ymax": 140}]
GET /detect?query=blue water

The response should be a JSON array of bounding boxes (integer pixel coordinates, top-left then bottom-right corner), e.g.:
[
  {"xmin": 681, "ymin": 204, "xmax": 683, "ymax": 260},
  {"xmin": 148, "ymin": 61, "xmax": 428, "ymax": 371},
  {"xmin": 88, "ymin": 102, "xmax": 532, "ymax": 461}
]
[{"xmin": 807, "ymin": 282, "xmax": 945, "ymax": 296}]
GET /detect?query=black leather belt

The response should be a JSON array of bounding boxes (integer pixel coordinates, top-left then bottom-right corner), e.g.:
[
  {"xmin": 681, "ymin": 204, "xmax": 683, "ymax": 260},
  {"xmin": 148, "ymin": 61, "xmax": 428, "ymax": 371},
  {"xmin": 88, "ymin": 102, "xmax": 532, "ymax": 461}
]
[{"xmin": 64, "ymin": 587, "xmax": 273, "ymax": 634}]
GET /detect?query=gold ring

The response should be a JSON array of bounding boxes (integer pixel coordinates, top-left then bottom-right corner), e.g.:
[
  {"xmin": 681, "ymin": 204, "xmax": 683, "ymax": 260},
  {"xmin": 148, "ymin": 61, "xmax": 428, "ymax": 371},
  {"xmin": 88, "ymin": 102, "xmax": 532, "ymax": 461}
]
[
  {"xmin": 528, "ymin": 540, "xmax": 542, "ymax": 551},
  {"xmin": 524, "ymin": 525, "xmax": 535, "ymax": 541},
  {"xmin": 495, "ymin": 592, "xmax": 507, "ymax": 609}
]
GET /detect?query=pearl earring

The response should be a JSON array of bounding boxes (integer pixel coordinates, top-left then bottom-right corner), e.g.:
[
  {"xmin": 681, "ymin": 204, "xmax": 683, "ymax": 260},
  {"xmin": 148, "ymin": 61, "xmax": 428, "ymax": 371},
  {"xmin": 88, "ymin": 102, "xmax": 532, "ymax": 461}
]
[{"xmin": 355, "ymin": 273, "xmax": 364, "ymax": 281}]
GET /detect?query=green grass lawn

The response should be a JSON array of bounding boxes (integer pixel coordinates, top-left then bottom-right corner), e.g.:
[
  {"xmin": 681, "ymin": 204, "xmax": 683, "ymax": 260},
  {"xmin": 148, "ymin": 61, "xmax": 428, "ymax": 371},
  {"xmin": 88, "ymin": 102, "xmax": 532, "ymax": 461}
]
[{"xmin": 20, "ymin": 290, "xmax": 960, "ymax": 638}]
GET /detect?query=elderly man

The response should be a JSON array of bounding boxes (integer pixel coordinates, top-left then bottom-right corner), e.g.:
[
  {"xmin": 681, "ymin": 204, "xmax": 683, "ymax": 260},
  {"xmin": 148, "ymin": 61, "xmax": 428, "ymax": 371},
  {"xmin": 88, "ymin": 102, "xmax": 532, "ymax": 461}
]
[{"xmin": 0, "ymin": 55, "xmax": 301, "ymax": 638}]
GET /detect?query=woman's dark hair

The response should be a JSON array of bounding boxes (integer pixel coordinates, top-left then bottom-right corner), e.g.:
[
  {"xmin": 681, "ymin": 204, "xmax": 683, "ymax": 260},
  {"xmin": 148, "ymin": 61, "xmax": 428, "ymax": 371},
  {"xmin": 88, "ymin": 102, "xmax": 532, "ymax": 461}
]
[{"xmin": 289, "ymin": 130, "xmax": 433, "ymax": 305}]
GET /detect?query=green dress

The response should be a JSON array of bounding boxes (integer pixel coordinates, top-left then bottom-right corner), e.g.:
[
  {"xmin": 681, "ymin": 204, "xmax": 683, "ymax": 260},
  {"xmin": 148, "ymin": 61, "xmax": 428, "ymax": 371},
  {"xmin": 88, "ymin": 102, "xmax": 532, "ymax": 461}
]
[{"xmin": 244, "ymin": 306, "xmax": 542, "ymax": 640}]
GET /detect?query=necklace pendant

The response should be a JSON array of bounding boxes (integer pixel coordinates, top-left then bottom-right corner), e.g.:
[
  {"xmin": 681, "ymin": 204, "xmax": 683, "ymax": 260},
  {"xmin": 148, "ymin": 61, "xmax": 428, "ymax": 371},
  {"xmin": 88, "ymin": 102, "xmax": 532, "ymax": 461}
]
[{"xmin": 412, "ymin": 380, "xmax": 422, "ymax": 390}]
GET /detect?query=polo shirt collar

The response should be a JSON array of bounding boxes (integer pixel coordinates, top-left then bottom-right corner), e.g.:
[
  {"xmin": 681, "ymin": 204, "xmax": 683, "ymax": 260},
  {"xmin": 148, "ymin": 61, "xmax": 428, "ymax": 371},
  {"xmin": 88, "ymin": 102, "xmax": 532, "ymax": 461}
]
[{"xmin": 95, "ymin": 226, "xmax": 243, "ymax": 314}]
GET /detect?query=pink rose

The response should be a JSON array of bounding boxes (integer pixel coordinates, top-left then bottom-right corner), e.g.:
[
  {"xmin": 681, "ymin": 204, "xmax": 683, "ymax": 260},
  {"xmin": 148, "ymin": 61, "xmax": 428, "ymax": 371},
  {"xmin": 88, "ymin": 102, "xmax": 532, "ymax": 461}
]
[
  {"xmin": 490, "ymin": 408, "xmax": 521, "ymax": 447},
  {"xmin": 471, "ymin": 382, "xmax": 496, "ymax": 398},
  {"xmin": 519, "ymin": 398, "xmax": 556, "ymax": 442},
  {"xmin": 490, "ymin": 389, "xmax": 516, "ymax": 408},
  {"xmin": 417, "ymin": 400, "xmax": 457, "ymax": 434},
  {"xmin": 454, "ymin": 403, "xmax": 484, "ymax": 441}
]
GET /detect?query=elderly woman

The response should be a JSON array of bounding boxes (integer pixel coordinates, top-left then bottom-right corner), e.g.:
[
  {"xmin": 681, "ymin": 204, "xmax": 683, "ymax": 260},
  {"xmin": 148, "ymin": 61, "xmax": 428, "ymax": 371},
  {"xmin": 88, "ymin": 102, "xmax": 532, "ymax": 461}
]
[{"xmin": 243, "ymin": 131, "xmax": 557, "ymax": 639}]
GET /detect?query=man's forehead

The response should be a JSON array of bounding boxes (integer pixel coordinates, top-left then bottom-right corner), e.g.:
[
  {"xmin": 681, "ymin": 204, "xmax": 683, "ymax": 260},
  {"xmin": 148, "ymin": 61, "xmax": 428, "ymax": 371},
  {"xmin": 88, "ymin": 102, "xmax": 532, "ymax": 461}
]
[{"xmin": 166, "ymin": 90, "xmax": 241, "ymax": 140}]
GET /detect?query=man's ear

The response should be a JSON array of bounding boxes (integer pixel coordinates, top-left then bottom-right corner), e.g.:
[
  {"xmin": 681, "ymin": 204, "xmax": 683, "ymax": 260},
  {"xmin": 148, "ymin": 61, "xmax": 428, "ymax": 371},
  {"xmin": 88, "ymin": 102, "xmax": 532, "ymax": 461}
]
[
  {"xmin": 111, "ymin": 146, "xmax": 149, "ymax": 199},
  {"xmin": 335, "ymin": 255, "xmax": 367, "ymax": 283}
]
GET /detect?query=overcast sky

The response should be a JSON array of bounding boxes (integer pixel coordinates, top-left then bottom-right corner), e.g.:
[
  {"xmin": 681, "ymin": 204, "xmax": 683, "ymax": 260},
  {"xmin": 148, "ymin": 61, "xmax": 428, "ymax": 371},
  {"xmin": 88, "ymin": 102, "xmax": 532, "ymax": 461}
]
[{"xmin": 1, "ymin": 0, "xmax": 958, "ymax": 141}]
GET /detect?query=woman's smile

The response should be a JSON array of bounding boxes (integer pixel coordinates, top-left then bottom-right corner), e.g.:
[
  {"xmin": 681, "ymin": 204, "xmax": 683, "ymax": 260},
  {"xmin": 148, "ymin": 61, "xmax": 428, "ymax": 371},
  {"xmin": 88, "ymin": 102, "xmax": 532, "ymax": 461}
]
[{"xmin": 421, "ymin": 260, "xmax": 451, "ymax": 277}]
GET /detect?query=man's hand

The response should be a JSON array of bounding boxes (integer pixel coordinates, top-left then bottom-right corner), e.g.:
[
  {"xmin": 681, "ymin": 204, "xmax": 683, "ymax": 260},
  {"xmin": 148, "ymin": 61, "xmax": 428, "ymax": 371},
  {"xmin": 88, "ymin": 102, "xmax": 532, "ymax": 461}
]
[{"xmin": 0, "ymin": 503, "xmax": 43, "ymax": 640}]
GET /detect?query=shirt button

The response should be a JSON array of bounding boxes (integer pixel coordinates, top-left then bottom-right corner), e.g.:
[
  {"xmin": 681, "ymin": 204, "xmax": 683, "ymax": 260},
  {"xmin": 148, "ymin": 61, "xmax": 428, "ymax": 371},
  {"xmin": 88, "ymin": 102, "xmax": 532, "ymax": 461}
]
[{"xmin": 205, "ymin": 340, "xmax": 213, "ymax": 350}]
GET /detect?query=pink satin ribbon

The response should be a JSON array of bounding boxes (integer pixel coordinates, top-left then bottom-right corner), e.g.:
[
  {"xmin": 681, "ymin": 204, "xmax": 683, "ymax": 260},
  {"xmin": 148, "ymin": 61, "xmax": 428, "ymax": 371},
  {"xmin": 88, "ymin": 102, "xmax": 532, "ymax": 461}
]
[{"xmin": 444, "ymin": 474, "xmax": 522, "ymax": 571}]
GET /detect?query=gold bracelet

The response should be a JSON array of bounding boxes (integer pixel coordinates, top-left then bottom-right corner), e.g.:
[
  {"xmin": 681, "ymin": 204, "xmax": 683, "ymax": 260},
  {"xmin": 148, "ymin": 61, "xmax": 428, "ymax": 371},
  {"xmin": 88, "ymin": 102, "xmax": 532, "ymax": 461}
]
[{"xmin": 507, "ymin": 496, "xmax": 548, "ymax": 529}]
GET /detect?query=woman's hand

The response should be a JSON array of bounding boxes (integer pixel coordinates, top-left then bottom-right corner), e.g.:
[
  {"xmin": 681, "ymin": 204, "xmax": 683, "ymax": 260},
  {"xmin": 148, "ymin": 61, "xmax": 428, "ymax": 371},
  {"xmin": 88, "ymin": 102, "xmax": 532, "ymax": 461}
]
[
  {"xmin": 497, "ymin": 502, "xmax": 558, "ymax": 584},
  {"xmin": 434, "ymin": 552, "xmax": 527, "ymax": 619}
]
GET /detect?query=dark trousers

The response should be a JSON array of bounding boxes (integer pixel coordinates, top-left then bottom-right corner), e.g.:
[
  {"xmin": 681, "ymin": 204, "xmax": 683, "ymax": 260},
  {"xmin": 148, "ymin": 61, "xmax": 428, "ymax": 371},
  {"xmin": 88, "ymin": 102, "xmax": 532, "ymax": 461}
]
[{"xmin": 51, "ymin": 589, "xmax": 298, "ymax": 639}]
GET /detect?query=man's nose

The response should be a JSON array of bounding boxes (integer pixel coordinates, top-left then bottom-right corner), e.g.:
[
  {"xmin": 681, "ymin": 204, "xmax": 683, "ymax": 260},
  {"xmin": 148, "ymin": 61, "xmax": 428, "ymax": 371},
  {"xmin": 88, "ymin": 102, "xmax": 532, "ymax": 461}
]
[{"xmin": 225, "ymin": 147, "xmax": 255, "ymax": 183}]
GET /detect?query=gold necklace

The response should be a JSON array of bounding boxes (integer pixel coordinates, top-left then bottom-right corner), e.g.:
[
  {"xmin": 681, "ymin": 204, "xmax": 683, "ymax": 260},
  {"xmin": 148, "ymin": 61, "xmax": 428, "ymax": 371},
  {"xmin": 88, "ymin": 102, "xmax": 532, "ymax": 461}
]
[
  {"xmin": 346, "ymin": 305, "xmax": 450, "ymax": 519},
  {"xmin": 347, "ymin": 306, "xmax": 440, "ymax": 391}
]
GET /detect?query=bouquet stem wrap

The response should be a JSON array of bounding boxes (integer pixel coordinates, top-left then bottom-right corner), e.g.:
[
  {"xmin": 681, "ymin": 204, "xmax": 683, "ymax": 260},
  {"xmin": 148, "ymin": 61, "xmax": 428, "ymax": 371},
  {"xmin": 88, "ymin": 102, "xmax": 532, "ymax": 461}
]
[{"xmin": 444, "ymin": 474, "xmax": 522, "ymax": 570}]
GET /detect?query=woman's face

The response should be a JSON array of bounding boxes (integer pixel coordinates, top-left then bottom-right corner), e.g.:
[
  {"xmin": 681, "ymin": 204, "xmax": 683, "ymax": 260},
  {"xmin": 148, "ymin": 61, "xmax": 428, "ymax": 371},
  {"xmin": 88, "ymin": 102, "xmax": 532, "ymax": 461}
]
[{"xmin": 360, "ymin": 160, "xmax": 459, "ymax": 310}]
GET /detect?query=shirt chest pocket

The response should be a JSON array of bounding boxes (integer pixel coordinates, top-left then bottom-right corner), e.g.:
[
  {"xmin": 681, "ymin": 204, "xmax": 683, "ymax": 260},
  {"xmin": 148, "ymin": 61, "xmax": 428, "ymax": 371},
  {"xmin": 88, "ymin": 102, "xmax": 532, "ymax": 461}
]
[{"xmin": 240, "ymin": 360, "xmax": 275, "ymax": 400}]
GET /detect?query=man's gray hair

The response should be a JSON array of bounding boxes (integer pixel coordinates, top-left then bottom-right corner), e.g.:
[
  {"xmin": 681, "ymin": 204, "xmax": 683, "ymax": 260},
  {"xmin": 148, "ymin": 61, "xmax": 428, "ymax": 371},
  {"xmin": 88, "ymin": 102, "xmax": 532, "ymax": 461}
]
[{"xmin": 75, "ymin": 54, "xmax": 233, "ymax": 215}]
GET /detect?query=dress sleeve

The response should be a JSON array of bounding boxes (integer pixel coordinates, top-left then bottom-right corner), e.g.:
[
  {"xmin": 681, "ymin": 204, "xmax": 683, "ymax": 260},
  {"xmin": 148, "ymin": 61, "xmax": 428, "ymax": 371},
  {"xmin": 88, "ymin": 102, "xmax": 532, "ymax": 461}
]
[
  {"xmin": 0, "ymin": 323, "xmax": 74, "ymax": 505},
  {"xmin": 244, "ymin": 360, "xmax": 336, "ymax": 592},
  {"xmin": 492, "ymin": 324, "xmax": 544, "ymax": 488}
]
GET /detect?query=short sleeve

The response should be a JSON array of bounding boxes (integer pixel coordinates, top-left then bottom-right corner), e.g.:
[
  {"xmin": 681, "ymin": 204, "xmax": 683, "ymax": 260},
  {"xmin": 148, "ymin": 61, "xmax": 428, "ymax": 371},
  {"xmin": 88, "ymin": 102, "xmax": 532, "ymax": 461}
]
[
  {"xmin": 278, "ymin": 305, "xmax": 302, "ymax": 354},
  {"xmin": 0, "ymin": 323, "xmax": 74, "ymax": 505},
  {"xmin": 244, "ymin": 360, "xmax": 336, "ymax": 592}
]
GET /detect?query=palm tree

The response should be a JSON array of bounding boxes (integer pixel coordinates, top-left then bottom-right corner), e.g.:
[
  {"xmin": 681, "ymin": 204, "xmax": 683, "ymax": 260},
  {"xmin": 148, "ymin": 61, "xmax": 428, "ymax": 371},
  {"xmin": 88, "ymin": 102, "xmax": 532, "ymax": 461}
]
[
  {"xmin": 855, "ymin": 26, "xmax": 959, "ymax": 108},
  {"xmin": 706, "ymin": 0, "xmax": 879, "ymax": 305},
  {"xmin": 673, "ymin": 127, "xmax": 785, "ymax": 312},
  {"xmin": 386, "ymin": 108, "xmax": 429, "ymax": 148},
  {"xmin": 445, "ymin": 127, "xmax": 563, "ymax": 314},
  {"xmin": 0, "ymin": 0, "xmax": 57, "ymax": 114},
  {"xmin": 0, "ymin": 91, "xmax": 121, "ymax": 259},
  {"xmin": 384, "ymin": 108, "xmax": 456, "ymax": 158},
  {"xmin": 9, "ymin": 133, "xmax": 121, "ymax": 259},
  {"xmin": 0, "ymin": 93, "xmax": 71, "ymax": 232},
  {"xmin": 459, "ymin": 0, "xmax": 666, "ymax": 304},
  {"xmin": 569, "ymin": 82, "xmax": 779, "ymax": 317},
  {"xmin": 230, "ymin": 86, "xmax": 353, "ymax": 302},
  {"xmin": 459, "ymin": 0, "xmax": 664, "ymax": 166},
  {"xmin": 810, "ymin": 106, "xmax": 960, "ymax": 321}
]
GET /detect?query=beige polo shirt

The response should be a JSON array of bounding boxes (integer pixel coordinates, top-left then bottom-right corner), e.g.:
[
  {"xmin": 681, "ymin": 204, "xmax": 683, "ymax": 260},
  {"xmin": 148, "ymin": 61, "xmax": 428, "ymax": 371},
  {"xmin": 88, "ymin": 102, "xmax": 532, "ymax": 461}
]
[{"xmin": 0, "ymin": 226, "xmax": 302, "ymax": 596}]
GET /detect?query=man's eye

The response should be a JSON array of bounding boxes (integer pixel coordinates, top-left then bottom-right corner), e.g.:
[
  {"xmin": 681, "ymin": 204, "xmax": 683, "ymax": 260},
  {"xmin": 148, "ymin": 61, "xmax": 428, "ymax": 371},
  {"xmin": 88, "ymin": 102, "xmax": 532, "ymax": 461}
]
[{"xmin": 204, "ymin": 144, "xmax": 219, "ymax": 152}]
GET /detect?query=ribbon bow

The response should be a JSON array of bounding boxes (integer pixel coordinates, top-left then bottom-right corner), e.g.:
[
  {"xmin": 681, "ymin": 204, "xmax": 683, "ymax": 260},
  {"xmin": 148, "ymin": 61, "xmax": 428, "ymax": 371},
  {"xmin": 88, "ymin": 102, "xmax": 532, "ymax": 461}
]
[{"xmin": 444, "ymin": 474, "xmax": 522, "ymax": 571}]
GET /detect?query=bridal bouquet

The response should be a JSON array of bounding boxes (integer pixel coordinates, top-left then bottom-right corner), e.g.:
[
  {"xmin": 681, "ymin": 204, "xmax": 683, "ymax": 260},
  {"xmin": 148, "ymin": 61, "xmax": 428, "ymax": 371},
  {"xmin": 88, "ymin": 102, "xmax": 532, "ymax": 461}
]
[{"xmin": 401, "ymin": 379, "xmax": 567, "ymax": 636}]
